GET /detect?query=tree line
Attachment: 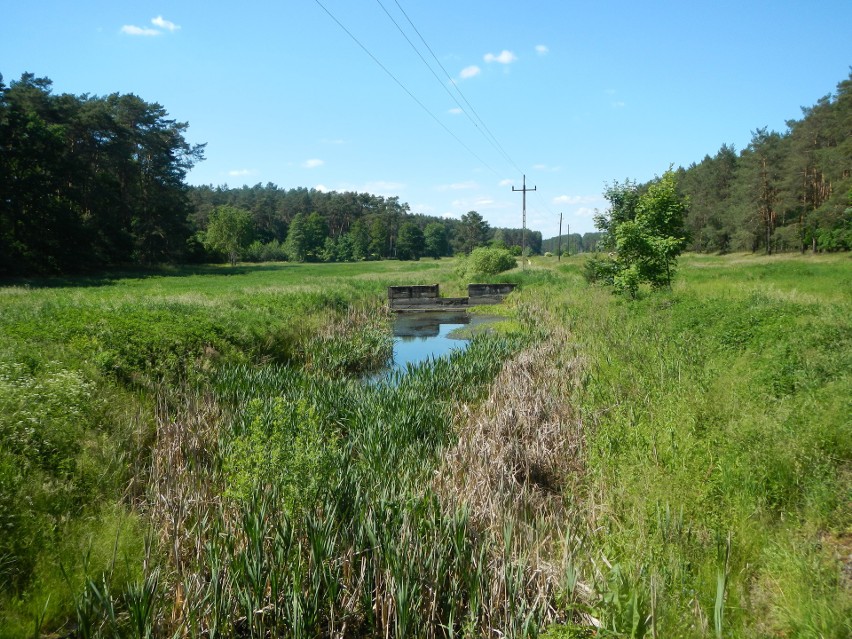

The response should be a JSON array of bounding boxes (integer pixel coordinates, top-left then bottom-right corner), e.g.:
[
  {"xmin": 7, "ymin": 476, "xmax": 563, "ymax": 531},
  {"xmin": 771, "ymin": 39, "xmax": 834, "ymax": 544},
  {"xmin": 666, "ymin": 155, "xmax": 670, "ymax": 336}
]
[
  {"xmin": 0, "ymin": 71, "xmax": 542, "ymax": 275},
  {"xmin": 541, "ymin": 71, "xmax": 851, "ymax": 257},
  {"xmin": 540, "ymin": 232, "xmax": 604, "ymax": 255},
  {"xmin": 675, "ymin": 70, "xmax": 851, "ymax": 253},
  {"xmin": 190, "ymin": 183, "xmax": 542, "ymax": 265},
  {"xmin": 0, "ymin": 73, "xmax": 205, "ymax": 275}
]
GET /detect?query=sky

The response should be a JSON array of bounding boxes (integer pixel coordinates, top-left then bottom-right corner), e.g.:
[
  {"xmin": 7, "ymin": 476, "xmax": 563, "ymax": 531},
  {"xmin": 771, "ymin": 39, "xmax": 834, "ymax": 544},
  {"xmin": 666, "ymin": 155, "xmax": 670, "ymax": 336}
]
[{"xmin": 3, "ymin": 1, "xmax": 851, "ymax": 237}]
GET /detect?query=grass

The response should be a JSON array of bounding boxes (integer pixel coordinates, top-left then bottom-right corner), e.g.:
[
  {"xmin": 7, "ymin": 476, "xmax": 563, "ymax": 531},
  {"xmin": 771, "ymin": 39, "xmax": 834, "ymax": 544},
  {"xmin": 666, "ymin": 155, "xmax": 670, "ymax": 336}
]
[
  {"xmin": 1, "ymin": 253, "xmax": 849, "ymax": 637},
  {"xmin": 537, "ymin": 252, "xmax": 851, "ymax": 637}
]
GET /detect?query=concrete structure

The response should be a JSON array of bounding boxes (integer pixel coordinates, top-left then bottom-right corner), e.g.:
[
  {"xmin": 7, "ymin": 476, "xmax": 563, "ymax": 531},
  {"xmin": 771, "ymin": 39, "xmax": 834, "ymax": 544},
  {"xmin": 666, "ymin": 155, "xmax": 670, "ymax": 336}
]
[
  {"xmin": 468, "ymin": 283, "xmax": 517, "ymax": 305},
  {"xmin": 388, "ymin": 283, "xmax": 516, "ymax": 311}
]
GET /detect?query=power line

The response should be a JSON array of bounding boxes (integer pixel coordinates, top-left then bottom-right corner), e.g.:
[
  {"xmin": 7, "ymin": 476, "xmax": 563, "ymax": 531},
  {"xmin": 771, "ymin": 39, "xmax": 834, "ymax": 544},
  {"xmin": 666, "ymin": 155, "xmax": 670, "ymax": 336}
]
[
  {"xmin": 312, "ymin": 0, "xmax": 502, "ymax": 179},
  {"xmin": 391, "ymin": 0, "xmax": 523, "ymax": 176},
  {"xmin": 513, "ymin": 174, "xmax": 536, "ymax": 259},
  {"xmin": 534, "ymin": 188, "xmax": 555, "ymax": 217}
]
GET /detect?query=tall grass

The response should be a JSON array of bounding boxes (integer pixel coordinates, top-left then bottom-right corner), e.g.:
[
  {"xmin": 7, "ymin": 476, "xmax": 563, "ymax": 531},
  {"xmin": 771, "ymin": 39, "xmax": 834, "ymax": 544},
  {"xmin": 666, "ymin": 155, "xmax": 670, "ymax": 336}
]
[
  {"xmin": 537, "ymin": 253, "xmax": 851, "ymax": 637},
  {"xmin": 2, "ymin": 254, "xmax": 848, "ymax": 637},
  {"xmin": 133, "ymin": 329, "xmax": 562, "ymax": 638}
]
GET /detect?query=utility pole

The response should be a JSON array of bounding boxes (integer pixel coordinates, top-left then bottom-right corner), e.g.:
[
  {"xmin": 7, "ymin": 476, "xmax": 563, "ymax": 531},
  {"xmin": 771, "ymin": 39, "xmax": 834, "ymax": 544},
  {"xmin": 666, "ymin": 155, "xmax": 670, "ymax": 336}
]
[
  {"xmin": 557, "ymin": 212, "xmax": 563, "ymax": 261},
  {"xmin": 512, "ymin": 174, "xmax": 536, "ymax": 266}
]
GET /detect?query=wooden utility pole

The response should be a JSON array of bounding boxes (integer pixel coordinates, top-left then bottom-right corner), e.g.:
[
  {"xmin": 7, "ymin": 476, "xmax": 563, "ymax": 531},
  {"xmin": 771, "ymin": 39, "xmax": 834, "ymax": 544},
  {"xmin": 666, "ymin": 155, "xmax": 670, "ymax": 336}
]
[
  {"xmin": 557, "ymin": 212, "xmax": 563, "ymax": 261},
  {"xmin": 512, "ymin": 174, "xmax": 536, "ymax": 266}
]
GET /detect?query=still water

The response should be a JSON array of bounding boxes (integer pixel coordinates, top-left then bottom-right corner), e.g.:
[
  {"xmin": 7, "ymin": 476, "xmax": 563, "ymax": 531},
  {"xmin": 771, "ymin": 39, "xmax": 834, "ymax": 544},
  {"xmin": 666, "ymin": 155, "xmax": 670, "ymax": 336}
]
[{"xmin": 370, "ymin": 311, "xmax": 499, "ymax": 380}]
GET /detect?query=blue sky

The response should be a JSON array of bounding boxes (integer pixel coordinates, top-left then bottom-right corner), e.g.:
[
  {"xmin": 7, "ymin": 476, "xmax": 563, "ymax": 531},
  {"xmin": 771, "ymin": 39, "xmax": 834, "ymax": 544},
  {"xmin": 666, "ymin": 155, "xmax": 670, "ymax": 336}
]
[{"xmin": 3, "ymin": 1, "xmax": 851, "ymax": 236}]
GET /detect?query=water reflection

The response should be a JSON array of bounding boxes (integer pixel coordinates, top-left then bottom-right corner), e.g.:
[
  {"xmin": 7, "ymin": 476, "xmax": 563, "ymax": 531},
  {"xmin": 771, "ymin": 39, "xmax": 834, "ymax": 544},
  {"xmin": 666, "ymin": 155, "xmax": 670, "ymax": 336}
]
[
  {"xmin": 392, "ymin": 311, "xmax": 471, "ymax": 370},
  {"xmin": 369, "ymin": 311, "xmax": 499, "ymax": 381}
]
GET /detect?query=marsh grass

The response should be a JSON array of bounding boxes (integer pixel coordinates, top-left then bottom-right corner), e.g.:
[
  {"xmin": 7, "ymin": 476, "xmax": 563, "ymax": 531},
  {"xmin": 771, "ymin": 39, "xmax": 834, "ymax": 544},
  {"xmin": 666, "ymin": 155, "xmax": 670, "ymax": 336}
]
[{"xmin": 2, "ymin": 254, "xmax": 849, "ymax": 637}]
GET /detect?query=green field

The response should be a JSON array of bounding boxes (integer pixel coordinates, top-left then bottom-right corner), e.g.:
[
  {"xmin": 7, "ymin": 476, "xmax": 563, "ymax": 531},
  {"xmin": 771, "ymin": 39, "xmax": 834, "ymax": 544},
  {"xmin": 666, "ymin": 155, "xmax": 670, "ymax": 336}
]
[{"xmin": 1, "ymin": 254, "xmax": 849, "ymax": 638}]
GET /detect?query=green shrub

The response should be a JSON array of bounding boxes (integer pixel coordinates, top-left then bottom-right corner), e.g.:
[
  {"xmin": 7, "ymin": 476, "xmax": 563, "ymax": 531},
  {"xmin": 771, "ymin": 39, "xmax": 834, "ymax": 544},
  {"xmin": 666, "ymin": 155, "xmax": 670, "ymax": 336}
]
[
  {"xmin": 456, "ymin": 247, "xmax": 517, "ymax": 279},
  {"xmin": 223, "ymin": 397, "xmax": 338, "ymax": 516},
  {"xmin": 0, "ymin": 361, "xmax": 101, "ymax": 590}
]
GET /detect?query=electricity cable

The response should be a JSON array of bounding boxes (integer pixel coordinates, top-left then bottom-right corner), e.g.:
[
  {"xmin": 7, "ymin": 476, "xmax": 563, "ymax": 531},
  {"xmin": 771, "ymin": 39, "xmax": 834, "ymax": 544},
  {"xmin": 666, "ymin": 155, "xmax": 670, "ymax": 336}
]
[
  {"xmin": 312, "ymin": 0, "xmax": 502, "ymax": 179},
  {"xmin": 377, "ymin": 0, "xmax": 520, "ymax": 176},
  {"xmin": 392, "ymin": 0, "xmax": 523, "ymax": 176}
]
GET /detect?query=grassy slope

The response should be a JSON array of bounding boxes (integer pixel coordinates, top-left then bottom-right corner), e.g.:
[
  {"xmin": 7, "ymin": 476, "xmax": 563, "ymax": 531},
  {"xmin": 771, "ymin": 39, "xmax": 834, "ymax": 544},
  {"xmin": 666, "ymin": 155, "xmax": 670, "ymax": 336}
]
[
  {"xmin": 538, "ymin": 252, "xmax": 851, "ymax": 637},
  {"xmin": 0, "ymin": 259, "xmax": 458, "ymax": 635}
]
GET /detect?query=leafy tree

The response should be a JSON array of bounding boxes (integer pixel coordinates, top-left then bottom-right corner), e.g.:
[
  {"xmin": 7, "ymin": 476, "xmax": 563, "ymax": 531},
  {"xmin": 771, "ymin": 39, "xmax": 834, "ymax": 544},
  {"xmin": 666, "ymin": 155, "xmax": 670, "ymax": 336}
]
[
  {"xmin": 304, "ymin": 211, "xmax": 329, "ymax": 260},
  {"xmin": 368, "ymin": 216, "xmax": 389, "ymax": 258},
  {"xmin": 458, "ymin": 210, "xmax": 489, "ymax": 254},
  {"xmin": 204, "ymin": 205, "xmax": 253, "ymax": 266},
  {"xmin": 336, "ymin": 233, "xmax": 355, "ymax": 262},
  {"xmin": 424, "ymin": 222, "xmax": 448, "ymax": 259},
  {"xmin": 349, "ymin": 219, "xmax": 370, "ymax": 260},
  {"xmin": 396, "ymin": 222, "xmax": 425, "ymax": 260},
  {"xmin": 490, "ymin": 228, "xmax": 507, "ymax": 249},
  {"xmin": 284, "ymin": 212, "xmax": 309, "ymax": 262},
  {"xmin": 588, "ymin": 169, "xmax": 688, "ymax": 298},
  {"xmin": 321, "ymin": 236, "xmax": 338, "ymax": 262}
]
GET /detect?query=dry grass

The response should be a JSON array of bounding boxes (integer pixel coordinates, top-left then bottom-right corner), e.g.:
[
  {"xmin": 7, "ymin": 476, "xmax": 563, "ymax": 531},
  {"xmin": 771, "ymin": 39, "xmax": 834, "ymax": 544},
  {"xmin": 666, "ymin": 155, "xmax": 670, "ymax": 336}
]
[{"xmin": 435, "ymin": 309, "xmax": 594, "ymax": 626}]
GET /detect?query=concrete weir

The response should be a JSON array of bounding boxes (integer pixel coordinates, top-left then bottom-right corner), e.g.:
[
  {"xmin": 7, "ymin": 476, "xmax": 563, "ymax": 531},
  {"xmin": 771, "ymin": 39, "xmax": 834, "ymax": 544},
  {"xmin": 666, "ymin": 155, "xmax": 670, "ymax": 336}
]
[{"xmin": 388, "ymin": 283, "xmax": 516, "ymax": 312}]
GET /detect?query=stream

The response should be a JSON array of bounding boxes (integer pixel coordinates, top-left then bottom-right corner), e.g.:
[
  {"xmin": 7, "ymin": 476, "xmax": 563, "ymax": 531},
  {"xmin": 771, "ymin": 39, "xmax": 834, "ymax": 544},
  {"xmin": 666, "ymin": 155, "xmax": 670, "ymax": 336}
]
[{"xmin": 369, "ymin": 311, "xmax": 501, "ymax": 381}]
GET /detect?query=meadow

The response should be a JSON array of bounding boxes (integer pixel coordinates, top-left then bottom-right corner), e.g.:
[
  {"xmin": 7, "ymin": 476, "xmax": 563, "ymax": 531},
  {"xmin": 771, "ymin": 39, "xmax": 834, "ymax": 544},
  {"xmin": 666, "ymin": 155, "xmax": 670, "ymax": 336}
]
[{"xmin": 0, "ymin": 253, "xmax": 849, "ymax": 638}]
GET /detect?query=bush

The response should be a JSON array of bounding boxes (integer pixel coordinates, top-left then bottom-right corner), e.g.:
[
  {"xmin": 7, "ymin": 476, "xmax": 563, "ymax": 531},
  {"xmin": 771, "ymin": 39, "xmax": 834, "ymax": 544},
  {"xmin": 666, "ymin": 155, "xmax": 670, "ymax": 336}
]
[
  {"xmin": 582, "ymin": 253, "xmax": 618, "ymax": 285},
  {"xmin": 224, "ymin": 397, "xmax": 338, "ymax": 516},
  {"xmin": 244, "ymin": 239, "xmax": 288, "ymax": 262},
  {"xmin": 456, "ymin": 247, "xmax": 517, "ymax": 279}
]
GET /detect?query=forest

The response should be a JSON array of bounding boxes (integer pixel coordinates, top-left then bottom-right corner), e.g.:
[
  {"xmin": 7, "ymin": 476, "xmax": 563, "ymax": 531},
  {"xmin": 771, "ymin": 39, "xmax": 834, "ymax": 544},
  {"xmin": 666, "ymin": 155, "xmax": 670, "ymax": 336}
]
[
  {"xmin": 188, "ymin": 184, "xmax": 542, "ymax": 264},
  {"xmin": 0, "ymin": 71, "xmax": 539, "ymax": 276},
  {"xmin": 3, "ymin": 71, "xmax": 849, "ymax": 276},
  {"xmin": 541, "ymin": 72, "xmax": 852, "ymax": 257},
  {"xmin": 674, "ymin": 71, "xmax": 851, "ymax": 253}
]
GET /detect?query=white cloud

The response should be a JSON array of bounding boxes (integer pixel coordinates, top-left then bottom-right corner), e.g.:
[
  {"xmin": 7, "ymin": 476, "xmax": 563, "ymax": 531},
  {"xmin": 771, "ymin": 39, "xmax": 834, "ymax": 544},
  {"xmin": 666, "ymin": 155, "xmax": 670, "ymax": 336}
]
[
  {"xmin": 448, "ymin": 107, "xmax": 463, "ymax": 115},
  {"xmin": 498, "ymin": 179, "xmax": 513, "ymax": 187},
  {"xmin": 151, "ymin": 15, "xmax": 180, "ymax": 31},
  {"xmin": 121, "ymin": 16, "xmax": 180, "ymax": 36},
  {"xmin": 459, "ymin": 65, "xmax": 481, "ymax": 79},
  {"xmin": 228, "ymin": 168, "xmax": 252, "ymax": 177},
  {"xmin": 121, "ymin": 25, "xmax": 161, "ymax": 36},
  {"xmin": 553, "ymin": 195, "xmax": 598, "ymax": 205},
  {"xmin": 450, "ymin": 197, "xmax": 509, "ymax": 211},
  {"xmin": 535, "ymin": 44, "xmax": 549, "ymax": 56},
  {"xmin": 484, "ymin": 50, "xmax": 517, "ymax": 64},
  {"xmin": 303, "ymin": 158, "xmax": 324, "ymax": 169},
  {"xmin": 320, "ymin": 138, "xmax": 346, "ymax": 145},
  {"xmin": 315, "ymin": 184, "xmax": 329, "ymax": 193},
  {"xmin": 576, "ymin": 207, "xmax": 596, "ymax": 217},
  {"xmin": 612, "ymin": 101, "xmax": 626, "ymax": 108},
  {"xmin": 364, "ymin": 181, "xmax": 405, "ymax": 195},
  {"xmin": 436, "ymin": 181, "xmax": 478, "ymax": 191},
  {"xmin": 413, "ymin": 202, "xmax": 436, "ymax": 214},
  {"xmin": 533, "ymin": 163, "xmax": 561, "ymax": 173}
]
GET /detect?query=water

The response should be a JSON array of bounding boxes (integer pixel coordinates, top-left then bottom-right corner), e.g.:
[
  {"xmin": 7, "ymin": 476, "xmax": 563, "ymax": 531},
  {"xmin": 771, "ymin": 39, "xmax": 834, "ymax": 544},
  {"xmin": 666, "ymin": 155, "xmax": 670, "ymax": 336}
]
[{"xmin": 369, "ymin": 311, "xmax": 500, "ymax": 381}]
